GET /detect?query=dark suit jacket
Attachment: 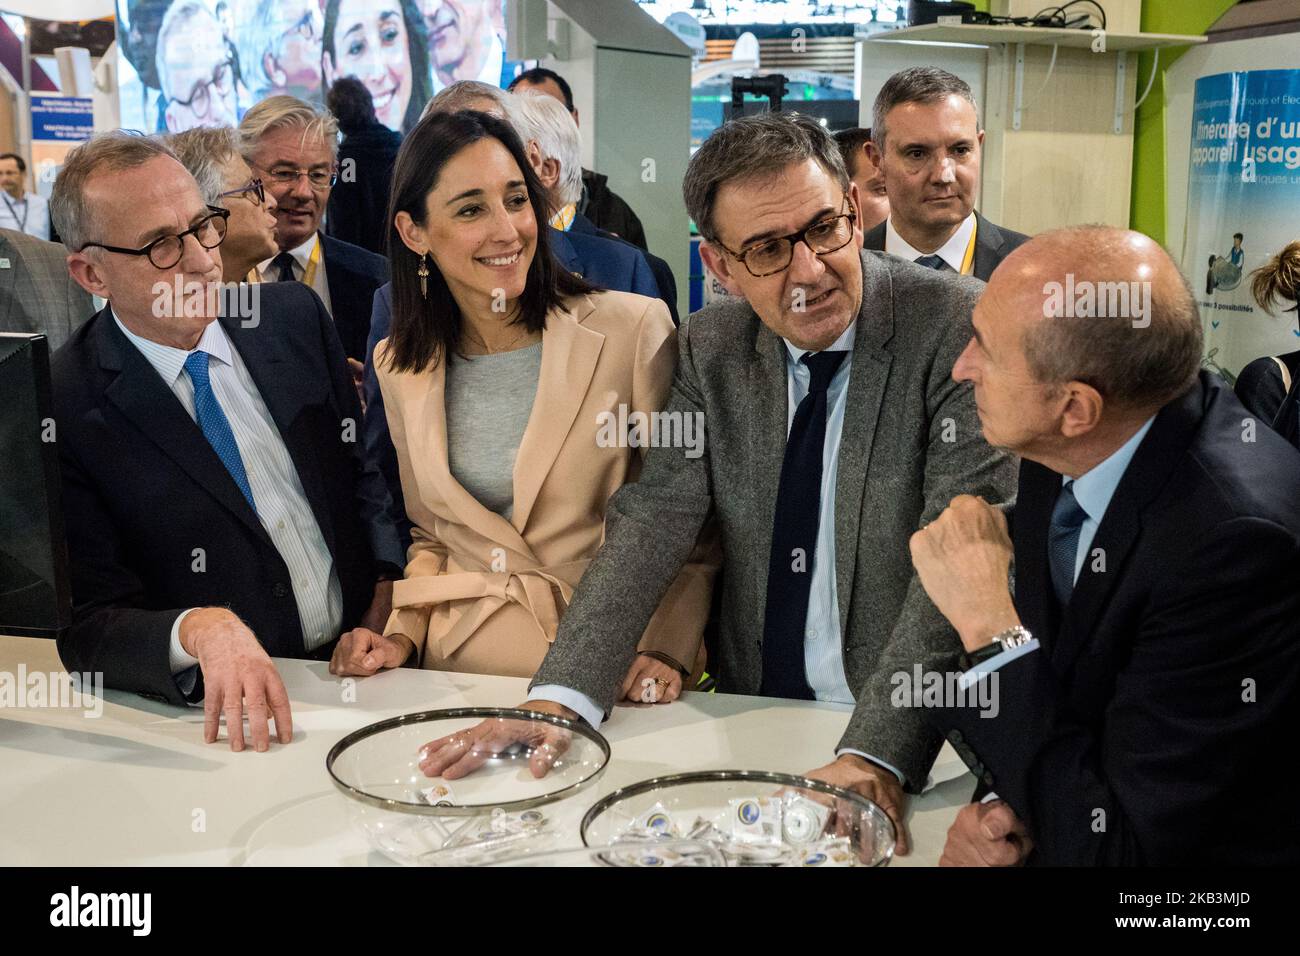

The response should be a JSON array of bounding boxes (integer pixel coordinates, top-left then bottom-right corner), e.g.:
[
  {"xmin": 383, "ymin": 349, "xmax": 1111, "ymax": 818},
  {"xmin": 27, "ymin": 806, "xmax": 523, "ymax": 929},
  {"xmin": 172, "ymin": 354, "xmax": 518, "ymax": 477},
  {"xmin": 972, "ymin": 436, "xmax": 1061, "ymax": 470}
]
[
  {"xmin": 531, "ymin": 251, "xmax": 1018, "ymax": 788},
  {"xmin": 0, "ymin": 228, "xmax": 94, "ymax": 353},
  {"xmin": 935, "ymin": 372, "xmax": 1300, "ymax": 865},
  {"xmin": 362, "ymin": 232, "xmax": 667, "ymax": 553},
  {"xmin": 863, "ymin": 211, "xmax": 1028, "ymax": 281},
  {"xmin": 327, "ymin": 123, "xmax": 403, "ymax": 256},
  {"xmin": 551, "ymin": 222, "xmax": 661, "ymax": 302},
  {"xmin": 579, "ymin": 168, "xmax": 647, "ymax": 251},
  {"xmin": 51, "ymin": 284, "xmax": 399, "ymax": 705},
  {"xmin": 320, "ymin": 233, "xmax": 388, "ymax": 362},
  {"xmin": 569, "ymin": 212, "xmax": 678, "ymax": 324}
]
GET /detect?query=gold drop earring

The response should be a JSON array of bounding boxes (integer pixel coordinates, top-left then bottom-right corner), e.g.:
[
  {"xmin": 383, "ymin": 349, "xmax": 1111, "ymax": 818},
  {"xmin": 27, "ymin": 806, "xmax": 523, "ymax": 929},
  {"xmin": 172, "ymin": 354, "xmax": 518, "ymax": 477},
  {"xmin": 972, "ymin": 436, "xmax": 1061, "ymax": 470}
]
[{"xmin": 417, "ymin": 252, "xmax": 430, "ymax": 298}]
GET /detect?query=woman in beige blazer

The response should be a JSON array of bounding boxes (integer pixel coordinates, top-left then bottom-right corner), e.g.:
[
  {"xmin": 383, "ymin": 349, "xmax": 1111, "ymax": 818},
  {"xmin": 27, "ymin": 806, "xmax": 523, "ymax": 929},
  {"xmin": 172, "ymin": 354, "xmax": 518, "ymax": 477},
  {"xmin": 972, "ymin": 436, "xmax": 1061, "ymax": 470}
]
[{"xmin": 330, "ymin": 109, "xmax": 716, "ymax": 701}]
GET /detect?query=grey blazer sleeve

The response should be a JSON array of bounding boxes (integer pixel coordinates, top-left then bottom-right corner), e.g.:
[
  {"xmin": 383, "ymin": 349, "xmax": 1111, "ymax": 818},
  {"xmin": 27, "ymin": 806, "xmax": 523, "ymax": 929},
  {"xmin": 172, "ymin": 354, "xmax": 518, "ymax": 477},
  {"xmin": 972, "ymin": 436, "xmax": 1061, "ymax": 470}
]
[
  {"xmin": 530, "ymin": 320, "xmax": 714, "ymax": 711},
  {"xmin": 837, "ymin": 284, "xmax": 1019, "ymax": 789}
]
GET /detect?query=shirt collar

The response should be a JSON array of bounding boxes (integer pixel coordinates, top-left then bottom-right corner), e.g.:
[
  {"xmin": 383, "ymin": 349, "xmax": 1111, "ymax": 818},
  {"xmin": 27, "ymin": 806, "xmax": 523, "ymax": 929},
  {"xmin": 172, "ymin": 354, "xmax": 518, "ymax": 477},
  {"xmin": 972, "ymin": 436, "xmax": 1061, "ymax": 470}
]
[
  {"xmin": 885, "ymin": 212, "xmax": 976, "ymax": 272},
  {"xmin": 258, "ymin": 231, "xmax": 319, "ymax": 275},
  {"xmin": 112, "ymin": 307, "xmax": 233, "ymax": 386},
  {"xmin": 782, "ymin": 320, "xmax": 857, "ymax": 366},
  {"xmin": 1066, "ymin": 416, "xmax": 1157, "ymax": 524},
  {"xmin": 549, "ymin": 202, "xmax": 577, "ymax": 232}
]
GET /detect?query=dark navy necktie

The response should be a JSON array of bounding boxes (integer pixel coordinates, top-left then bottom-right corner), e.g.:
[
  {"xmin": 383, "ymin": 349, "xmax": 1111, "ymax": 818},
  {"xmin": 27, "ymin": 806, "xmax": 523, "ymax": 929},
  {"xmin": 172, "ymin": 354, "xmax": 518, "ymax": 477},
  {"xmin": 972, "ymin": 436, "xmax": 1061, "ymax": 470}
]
[
  {"xmin": 1048, "ymin": 481, "xmax": 1088, "ymax": 606},
  {"xmin": 184, "ymin": 350, "xmax": 257, "ymax": 512},
  {"xmin": 272, "ymin": 252, "xmax": 297, "ymax": 283},
  {"xmin": 761, "ymin": 349, "xmax": 848, "ymax": 700},
  {"xmin": 914, "ymin": 254, "xmax": 951, "ymax": 271}
]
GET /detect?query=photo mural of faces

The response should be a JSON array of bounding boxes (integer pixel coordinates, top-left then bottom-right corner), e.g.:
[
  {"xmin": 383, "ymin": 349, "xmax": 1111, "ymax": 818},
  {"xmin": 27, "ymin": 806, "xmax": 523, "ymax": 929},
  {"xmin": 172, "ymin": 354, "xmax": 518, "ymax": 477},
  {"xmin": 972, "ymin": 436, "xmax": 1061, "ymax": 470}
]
[{"xmin": 115, "ymin": 0, "xmax": 512, "ymax": 135}]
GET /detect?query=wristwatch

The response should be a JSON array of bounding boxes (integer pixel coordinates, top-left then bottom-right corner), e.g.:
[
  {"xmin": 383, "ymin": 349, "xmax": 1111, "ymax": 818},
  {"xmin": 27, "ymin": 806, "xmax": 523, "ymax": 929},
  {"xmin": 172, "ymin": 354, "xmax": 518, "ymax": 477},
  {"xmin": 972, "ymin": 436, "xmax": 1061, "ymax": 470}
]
[{"xmin": 958, "ymin": 625, "xmax": 1033, "ymax": 671}]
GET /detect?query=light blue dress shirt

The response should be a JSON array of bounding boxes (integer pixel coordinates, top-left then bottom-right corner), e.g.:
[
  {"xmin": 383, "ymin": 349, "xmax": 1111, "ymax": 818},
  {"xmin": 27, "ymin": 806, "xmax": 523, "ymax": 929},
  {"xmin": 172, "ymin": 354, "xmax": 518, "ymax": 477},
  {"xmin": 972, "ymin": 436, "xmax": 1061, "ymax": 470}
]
[
  {"xmin": 535, "ymin": 322, "xmax": 904, "ymax": 779},
  {"xmin": 960, "ymin": 416, "xmax": 1156, "ymax": 688}
]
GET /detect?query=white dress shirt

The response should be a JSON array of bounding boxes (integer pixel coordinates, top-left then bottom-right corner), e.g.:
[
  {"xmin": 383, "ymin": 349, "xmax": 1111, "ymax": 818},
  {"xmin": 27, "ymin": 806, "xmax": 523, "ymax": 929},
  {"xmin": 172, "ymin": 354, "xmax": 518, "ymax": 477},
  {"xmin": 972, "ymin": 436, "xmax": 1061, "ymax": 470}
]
[
  {"xmin": 884, "ymin": 212, "xmax": 975, "ymax": 273},
  {"xmin": 111, "ymin": 312, "xmax": 342, "ymax": 685},
  {"xmin": 258, "ymin": 232, "xmax": 331, "ymax": 315},
  {"xmin": 0, "ymin": 190, "xmax": 51, "ymax": 240}
]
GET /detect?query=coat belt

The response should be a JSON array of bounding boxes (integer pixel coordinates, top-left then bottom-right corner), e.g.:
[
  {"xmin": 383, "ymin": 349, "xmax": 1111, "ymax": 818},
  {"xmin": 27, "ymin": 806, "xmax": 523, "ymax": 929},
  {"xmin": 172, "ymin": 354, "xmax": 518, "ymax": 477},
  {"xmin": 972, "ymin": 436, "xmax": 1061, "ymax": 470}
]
[{"xmin": 391, "ymin": 564, "xmax": 586, "ymax": 658}]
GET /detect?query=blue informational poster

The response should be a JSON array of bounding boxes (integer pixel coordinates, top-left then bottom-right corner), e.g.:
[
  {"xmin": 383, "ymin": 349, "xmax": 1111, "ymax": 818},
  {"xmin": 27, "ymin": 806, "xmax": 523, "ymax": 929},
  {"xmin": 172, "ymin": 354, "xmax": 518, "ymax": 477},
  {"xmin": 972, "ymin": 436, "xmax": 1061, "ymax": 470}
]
[
  {"xmin": 1184, "ymin": 69, "xmax": 1300, "ymax": 379},
  {"xmin": 113, "ymin": 0, "xmax": 524, "ymax": 136},
  {"xmin": 29, "ymin": 95, "xmax": 95, "ymax": 142}
]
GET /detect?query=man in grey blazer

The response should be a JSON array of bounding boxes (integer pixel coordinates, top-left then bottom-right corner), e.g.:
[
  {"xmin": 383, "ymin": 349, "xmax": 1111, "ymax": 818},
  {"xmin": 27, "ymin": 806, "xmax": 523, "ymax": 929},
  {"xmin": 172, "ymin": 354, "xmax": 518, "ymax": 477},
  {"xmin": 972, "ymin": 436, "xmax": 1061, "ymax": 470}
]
[
  {"xmin": 0, "ymin": 227, "xmax": 93, "ymax": 353},
  {"xmin": 862, "ymin": 67, "xmax": 1028, "ymax": 281},
  {"xmin": 421, "ymin": 112, "xmax": 1016, "ymax": 852}
]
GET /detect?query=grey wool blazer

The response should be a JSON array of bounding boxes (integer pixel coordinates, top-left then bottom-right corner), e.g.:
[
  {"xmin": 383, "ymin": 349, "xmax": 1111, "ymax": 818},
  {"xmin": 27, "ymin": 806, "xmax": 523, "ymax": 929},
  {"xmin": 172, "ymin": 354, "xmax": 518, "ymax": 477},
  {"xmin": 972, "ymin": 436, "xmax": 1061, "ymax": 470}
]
[
  {"xmin": 0, "ymin": 228, "xmax": 94, "ymax": 354},
  {"xmin": 532, "ymin": 249, "xmax": 1018, "ymax": 789}
]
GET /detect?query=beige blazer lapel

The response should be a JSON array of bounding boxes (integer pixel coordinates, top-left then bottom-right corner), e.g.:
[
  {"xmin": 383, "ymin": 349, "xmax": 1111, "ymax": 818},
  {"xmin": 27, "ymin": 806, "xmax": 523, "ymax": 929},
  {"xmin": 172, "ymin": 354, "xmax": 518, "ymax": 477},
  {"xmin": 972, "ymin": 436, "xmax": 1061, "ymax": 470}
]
[
  {"xmin": 394, "ymin": 351, "xmax": 535, "ymax": 559},
  {"xmin": 511, "ymin": 295, "xmax": 604, "ymax": 531}
]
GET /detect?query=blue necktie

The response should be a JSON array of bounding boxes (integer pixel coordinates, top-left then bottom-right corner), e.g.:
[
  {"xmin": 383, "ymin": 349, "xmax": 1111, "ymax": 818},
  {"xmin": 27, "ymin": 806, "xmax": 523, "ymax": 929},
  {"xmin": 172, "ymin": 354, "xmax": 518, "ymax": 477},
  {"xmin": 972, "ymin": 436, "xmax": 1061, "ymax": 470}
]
[
  {"xmin": 183, "ymin": 350, "xmax": 256, "ymax": 512},
  {"xmin": 914, "ymin": 254, "xmax": 950, "ymax": 271},
  {"xmin": 1048, "ymin": 481, "xmax": 1088, "ymax": 606},
  {"xmin": 761, "ymin": 349, "xmax": 848, "ymax": 700}
]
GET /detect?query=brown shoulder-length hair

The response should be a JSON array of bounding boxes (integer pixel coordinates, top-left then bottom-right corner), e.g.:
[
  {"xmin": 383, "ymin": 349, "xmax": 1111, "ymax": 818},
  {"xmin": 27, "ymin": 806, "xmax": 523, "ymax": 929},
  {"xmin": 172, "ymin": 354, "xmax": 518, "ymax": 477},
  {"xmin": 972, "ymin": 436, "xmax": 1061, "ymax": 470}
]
[{"xmin": 384, "ymin": 109, "xmax": 594, "ymax": 374}]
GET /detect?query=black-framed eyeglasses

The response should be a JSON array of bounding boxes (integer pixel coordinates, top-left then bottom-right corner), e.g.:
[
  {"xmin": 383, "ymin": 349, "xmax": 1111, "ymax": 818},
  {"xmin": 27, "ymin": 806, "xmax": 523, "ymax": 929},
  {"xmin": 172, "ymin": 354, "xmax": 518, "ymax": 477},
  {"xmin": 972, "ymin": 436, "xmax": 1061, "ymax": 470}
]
[
  {"xmin": 217, "ymin": 178, "xmax": 266, "ymax": 206},
  {"xmin": 171, "ymin": 55, "xmax": 236, "ymax": 119},
  {"xmin": 254, "ymin": 162, "xmax": 338, "ymax": 190},
  {"xmin": 717, "ymin": 205, "xmax": 858, "ymax": 278},
  {"xmin": 79, "ymin": 206, "xmax": 229, "ymax": 269}
]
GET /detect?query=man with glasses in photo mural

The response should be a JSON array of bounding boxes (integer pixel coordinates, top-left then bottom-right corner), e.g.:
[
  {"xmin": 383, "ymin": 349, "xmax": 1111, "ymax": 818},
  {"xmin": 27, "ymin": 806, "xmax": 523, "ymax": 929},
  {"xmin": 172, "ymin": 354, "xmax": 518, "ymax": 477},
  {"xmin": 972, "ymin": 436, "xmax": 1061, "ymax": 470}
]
[{"xmin": 154, "ymin": 0, "xmax": 247, "ymax": 132}]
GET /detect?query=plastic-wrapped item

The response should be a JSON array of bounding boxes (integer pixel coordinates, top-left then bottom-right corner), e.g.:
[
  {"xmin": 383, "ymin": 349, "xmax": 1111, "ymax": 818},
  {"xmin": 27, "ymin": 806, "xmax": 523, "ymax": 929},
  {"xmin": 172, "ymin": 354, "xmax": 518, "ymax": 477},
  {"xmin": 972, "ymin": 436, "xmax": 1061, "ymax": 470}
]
[
  {"xmin": 729, "ymin": 796, "xmax": 783, "ymax": 844},
  {"xmin": 786, "ymin": 837, "xmax": 856, "ymax": 867},
  {"xmin": 781, "ymin": 794, "xmax": 831, "ymax": 845}
]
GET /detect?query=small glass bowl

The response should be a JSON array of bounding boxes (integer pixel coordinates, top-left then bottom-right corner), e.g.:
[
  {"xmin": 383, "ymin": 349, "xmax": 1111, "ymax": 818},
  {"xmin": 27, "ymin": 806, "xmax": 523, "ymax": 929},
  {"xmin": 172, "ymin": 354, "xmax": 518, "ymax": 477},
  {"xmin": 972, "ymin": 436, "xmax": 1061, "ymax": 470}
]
[
  {"xmin": 327, "ymin": 707, "xmax": 610, "ymax": 866},
  {"xmin": 580, "ymin": 770, "xmax": 896, "ymax": 867}
]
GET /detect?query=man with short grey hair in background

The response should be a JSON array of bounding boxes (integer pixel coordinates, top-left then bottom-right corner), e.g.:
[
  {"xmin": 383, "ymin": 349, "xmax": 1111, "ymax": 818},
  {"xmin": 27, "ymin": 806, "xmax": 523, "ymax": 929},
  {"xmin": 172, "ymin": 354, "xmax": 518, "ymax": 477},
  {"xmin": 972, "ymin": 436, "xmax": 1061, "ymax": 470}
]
[
  {"xmin": 239, "ymin": 95, "xmax": 387, "ymax": 363},
  {"xmin": 865, "ymin": 66, "xmax": 1027, "ymax": 280},
  {"xmin": 422, "ymin": 112, "xmax": 1018, "ymax": 854}
]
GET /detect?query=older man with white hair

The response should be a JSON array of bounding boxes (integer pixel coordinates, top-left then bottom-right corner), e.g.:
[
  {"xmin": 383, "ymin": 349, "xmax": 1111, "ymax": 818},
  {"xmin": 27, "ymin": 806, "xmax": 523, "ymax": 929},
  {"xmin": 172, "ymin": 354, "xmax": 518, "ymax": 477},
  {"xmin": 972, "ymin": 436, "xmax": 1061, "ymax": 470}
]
[{"xmin": 509, "ymin": 91, "xmax": 667, "ymax": 311}]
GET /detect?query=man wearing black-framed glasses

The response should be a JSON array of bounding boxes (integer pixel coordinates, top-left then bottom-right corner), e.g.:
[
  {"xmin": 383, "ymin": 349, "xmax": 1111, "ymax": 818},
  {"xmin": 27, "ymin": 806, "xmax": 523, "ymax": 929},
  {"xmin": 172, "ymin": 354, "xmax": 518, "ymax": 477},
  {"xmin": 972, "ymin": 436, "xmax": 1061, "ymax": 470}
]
[
  {"xmin": 46, "ymin": 131, "xmax": 402, "ymax": 752},
  {"xmin": 465, "ymin": 112, "xmax": 1018, "ymax": 858}
]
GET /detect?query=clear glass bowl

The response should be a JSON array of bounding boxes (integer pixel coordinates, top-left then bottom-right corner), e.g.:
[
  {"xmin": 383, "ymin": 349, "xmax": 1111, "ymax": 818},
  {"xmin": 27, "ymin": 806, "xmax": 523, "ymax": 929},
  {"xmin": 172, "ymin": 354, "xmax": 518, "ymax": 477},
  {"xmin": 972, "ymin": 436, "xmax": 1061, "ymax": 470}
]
[
  {"xmin": 327, "ymin": 707, "xmax": 610, "ymax": 866},
  {"xmin": 580, "ymin": 770, "xmax": 896, "ymax": 867},
  {"xmin": 484, "ymin": 839, "xmax": 728, "ymax": 867}
]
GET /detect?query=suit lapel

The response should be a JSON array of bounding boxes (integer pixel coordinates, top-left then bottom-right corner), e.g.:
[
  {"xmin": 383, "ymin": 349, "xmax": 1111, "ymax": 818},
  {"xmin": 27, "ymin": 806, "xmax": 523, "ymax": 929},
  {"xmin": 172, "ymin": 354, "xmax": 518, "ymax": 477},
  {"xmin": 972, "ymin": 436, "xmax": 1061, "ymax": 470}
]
[
  {"xmin": 1054, "ymin": 380, "xmax": 1206, "ymax": 670},
  {"xmin": 512, "ymin": 297, "xmax": 604, "ymax": 531},
  {"xmin": 749, "ymin": 318, "xmax": 791, "ymax": 619},
  {"xmin": 972, "ymin": 213, "xmax": 1004, "ymax": 281},
  {"xmin": 549, "ymin": 229, "xmax": 582, "ymax": 276},
  {"xmin": 393, "ymin": 340, "xmax": 534, "ymax": 558},
  {"xmin": 834, "ymin": 253, "xmax": 895, "ymax": 634},
  {"xmin": 1013, "ymin": 459, "xmax": 1062, "ymax": 650},
  {"xmin": 97, "ymin": 312, "xmax": 273, "ymax": 547},
  {"xmin": 221, "ymin": 312, "xmax": 337, "ymax": 554}
]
